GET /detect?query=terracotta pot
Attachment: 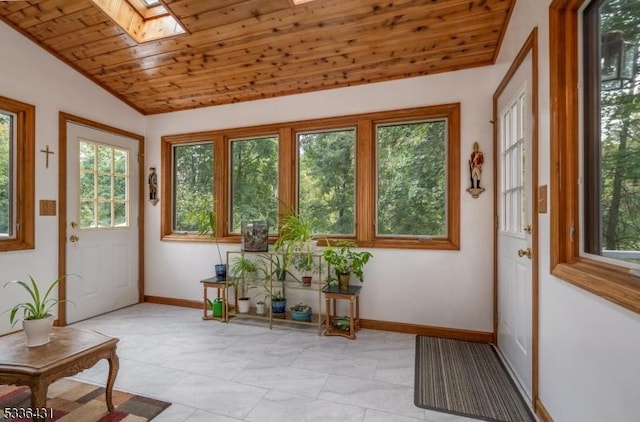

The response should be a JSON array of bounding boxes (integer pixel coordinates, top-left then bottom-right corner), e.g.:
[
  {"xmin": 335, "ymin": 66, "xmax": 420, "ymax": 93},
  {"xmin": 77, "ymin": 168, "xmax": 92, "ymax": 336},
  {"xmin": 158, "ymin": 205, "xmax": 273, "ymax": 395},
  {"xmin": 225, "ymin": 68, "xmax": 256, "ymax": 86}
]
[
  {"xmin": 22, "ymin": 315, "xmax": 54, "ymax": 347},
  {"xmin": 301, "ymin": 276, "xmax": 312, "ymax": 286}
]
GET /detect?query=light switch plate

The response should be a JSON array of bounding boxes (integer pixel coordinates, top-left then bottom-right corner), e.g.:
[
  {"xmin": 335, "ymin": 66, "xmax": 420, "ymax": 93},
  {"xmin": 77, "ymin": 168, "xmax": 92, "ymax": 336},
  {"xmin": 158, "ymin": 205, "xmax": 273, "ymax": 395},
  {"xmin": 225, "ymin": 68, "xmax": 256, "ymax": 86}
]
[{"xmin": 39, "ymin": 200, "xmax": 56, "ymax": 216}]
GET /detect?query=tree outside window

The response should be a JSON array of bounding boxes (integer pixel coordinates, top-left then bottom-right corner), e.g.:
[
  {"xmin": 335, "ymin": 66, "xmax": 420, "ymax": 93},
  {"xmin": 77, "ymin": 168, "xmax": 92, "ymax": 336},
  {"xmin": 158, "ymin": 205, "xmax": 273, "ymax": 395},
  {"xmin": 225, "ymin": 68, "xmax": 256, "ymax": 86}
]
[
  {"xmin": 376, "ymin": 120, "xmax": 447, "ymax": 238},
  {"xmin": 173, "ymin": 143, "xmax": 213, "ymax": 232},
  {"xmin": 0, "ymin": 112, "xmax": 13, "ymax": 237},
  {"xmin": 584, "ymin": 0, "xmax": 640, "ymax": 265},
  {"xmin": 230, "ymin": 136, "xmax": 278, "ymax": 233},
  {"xmin": 297, "ymin": 129, "xmax": 355, "ymax": 236}
]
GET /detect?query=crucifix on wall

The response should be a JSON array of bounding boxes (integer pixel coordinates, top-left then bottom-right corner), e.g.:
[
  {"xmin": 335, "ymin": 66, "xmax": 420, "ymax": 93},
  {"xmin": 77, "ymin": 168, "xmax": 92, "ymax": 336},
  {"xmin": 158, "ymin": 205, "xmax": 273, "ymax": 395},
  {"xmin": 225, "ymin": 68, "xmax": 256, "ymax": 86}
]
[{"xmin": 40, "ymin": 145, "xmax": 55, "ymax": 169}]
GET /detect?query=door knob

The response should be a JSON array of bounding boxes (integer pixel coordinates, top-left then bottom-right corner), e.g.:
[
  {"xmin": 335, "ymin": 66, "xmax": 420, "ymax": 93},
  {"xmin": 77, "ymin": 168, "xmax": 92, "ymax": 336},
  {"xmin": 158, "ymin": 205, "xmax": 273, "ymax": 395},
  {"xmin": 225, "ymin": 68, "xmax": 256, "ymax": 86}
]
[
  {"xmin": 517, "ymin": 248, "xmax": 532, "ymax": 259},
  {"xmin": 70, "ymin": 234, "xmax": 79, "ymax": 243}
]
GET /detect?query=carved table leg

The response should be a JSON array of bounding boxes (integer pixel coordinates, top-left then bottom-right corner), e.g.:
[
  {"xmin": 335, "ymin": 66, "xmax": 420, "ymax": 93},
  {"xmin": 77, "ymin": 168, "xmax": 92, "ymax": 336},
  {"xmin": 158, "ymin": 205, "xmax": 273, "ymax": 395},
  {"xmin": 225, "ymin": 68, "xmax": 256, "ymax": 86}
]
[
  {"xmin": 30, "ymin": 382, "xmax": 48, "ymax": 421},
  {"xmin": 105, "ymin": 350, "xmax": 120, "ymax": 412}
]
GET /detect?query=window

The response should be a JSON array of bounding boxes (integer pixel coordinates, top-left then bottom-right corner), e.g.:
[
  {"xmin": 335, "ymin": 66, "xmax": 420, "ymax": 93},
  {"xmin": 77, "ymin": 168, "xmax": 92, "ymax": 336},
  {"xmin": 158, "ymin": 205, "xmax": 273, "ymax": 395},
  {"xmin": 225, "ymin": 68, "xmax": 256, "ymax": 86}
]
[
  {"xmin": 173, "ymin": 143, "xmax": 213, "ymax": 232},
  {"xmin": 550, "ymin": 0, "xmax": 640, "ymax": 314},
  {"xmin": 79, "ymin": 140, "xmax": 130, "ymax": 228},
  {"xmin": 160, "ymin": 104, "xmax": 460, "ymax": 250},
  {"xmin": 297, "ymin": 129, "xmax": 355, "ymax": 236},
  {"xmin": 583, "ymin": 0, "xmax": 640, "ymax": 266},
  {"xmin": 230, "ymin": 135, "xmax": 279, "ymax": 233},
  {"xmin": 376, "ymin": 120, "xmax": 447, "ymax": 238},
  {"xmin": 0, "ymin": 95, "xmax": 34, "ymax": 252}
]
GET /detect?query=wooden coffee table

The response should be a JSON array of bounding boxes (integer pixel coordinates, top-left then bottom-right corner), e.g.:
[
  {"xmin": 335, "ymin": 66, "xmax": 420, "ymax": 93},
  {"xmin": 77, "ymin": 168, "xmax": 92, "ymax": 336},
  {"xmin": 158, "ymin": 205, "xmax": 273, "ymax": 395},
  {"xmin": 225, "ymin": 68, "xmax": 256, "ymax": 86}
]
[{"xmin": 0, "ymin": 327, "xmax": 119, "ymax": 419}]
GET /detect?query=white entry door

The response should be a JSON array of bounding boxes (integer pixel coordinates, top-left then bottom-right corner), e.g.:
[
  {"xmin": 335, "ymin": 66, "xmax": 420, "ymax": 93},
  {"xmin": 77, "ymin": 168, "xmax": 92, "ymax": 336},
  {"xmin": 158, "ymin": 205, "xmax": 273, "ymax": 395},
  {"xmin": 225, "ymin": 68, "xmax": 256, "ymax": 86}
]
[
  {"xmin": 496, "ymin": 51, "xmax": 533, "ymax": 400},
  {"xmin": 66, "ymin": 122, "xmax": 139, "ymax": 323}
]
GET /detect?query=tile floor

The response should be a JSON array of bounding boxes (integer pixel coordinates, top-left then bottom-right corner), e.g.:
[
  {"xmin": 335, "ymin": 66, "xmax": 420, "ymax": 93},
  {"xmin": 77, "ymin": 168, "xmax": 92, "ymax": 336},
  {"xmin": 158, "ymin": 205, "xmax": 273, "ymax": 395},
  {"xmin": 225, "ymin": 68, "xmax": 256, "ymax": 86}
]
[{"xmin": 70, "ymin": 303, "xmax": 487, "ymax": 422}]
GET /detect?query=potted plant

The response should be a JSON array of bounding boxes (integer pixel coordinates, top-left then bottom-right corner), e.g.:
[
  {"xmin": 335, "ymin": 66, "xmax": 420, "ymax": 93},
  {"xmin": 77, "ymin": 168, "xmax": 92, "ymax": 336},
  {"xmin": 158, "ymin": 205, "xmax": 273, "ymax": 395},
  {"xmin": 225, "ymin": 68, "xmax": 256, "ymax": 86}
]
[
  {"xmin": 322, "ymin": 240, "xmax": 373, "ymax": 290},
  {"xmin": 293, "ymin": 254, "xmax": 315, "ymax": 286},
  {"xmin": 229, "ymin": 255, "xmax": 260, "ymax": 313},
  {"xmin": 270, "ymin": 289, "xmax": 287, "ymax": 314},
  {"xmin": 3, "ymin": 275, "xmax": 74, "ymax": 347},
  {"xmin": 194, "ymin": 210, "xmax": 226, "ymax": 280},
  {"xmin": 274, "ymin": 205, "xmax": 315, "ymax": 272},
  {"xmin": 290, "ymin": 303, "xmax": 312, "ymax": 322}
]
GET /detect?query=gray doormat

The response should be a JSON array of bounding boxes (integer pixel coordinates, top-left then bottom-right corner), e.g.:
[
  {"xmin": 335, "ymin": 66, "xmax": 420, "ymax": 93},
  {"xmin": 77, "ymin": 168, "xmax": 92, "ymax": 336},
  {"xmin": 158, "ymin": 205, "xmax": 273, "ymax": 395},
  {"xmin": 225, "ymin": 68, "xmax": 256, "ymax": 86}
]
[{"xmin": 414, "ymin": 336, "xmax": 536, "ymax": 422}]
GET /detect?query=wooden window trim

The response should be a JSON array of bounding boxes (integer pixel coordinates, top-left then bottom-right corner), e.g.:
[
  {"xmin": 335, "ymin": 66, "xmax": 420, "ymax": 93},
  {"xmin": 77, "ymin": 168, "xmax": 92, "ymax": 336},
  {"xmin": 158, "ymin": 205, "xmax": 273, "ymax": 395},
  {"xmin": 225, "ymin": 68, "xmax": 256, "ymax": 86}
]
[
  {"xmin": 550, "ymin": 0, "xmax": 640, "ymax": 314},
  {"xmin": 160, "ymin": 104, "xmax": 460, "ymax": 250},
  {"xmin": 0, "ymin": 95, "xmax": 35, "ymax": 252}
]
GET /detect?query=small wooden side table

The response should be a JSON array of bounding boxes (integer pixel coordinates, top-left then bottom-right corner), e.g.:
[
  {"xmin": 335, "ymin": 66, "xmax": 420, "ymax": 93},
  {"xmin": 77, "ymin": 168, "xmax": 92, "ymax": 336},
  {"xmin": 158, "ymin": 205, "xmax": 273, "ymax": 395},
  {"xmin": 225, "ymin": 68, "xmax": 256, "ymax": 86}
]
[
  {"xmin": 323, "ymin": 285, "xmax": 361, "ymax": 339},
  {"xmin": 201, "ymin": 276, "xmax": 228, "ymax": 322},
  {"xmin": 0, "ymin": 327, "xmax": 119, "ymax": 420}
]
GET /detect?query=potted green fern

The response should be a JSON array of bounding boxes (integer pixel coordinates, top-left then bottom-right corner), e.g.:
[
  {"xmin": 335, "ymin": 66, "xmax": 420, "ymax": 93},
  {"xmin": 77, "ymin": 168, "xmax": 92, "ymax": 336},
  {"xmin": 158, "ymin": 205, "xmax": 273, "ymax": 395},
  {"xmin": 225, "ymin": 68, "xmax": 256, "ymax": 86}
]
[
  {"xmin": 3, "ymin": 275, "xmax": 74, "ymax": 347},
  {"xmin": 322, "ymin": 240, "xmax": 373, "ymax": 290}
]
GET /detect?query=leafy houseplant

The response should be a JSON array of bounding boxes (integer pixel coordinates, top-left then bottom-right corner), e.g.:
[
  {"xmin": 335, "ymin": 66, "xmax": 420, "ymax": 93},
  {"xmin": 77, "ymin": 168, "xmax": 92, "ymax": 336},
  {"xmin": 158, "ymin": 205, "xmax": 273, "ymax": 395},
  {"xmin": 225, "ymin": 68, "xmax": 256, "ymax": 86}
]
[
  {"xmin": 322, "ymin": 240, "xmax": 373, "ymax": 290},
  {"xmin": 273, "ymin": 205, "xmax": 315, "ymax": 272},
  {"xmin": 195, "ymin": 210, "xmax": 226, "ymax": 280},
  {"xmin": 3, "ymin": 275, "xmax": 74, "ymax": 347},
  {"xmin": 290, "ymin": 303, "xmax": 312, "ymax": 322},
  {"xmin": 229, "ymin": 255, "xmax": 260, "ymax": 313}
]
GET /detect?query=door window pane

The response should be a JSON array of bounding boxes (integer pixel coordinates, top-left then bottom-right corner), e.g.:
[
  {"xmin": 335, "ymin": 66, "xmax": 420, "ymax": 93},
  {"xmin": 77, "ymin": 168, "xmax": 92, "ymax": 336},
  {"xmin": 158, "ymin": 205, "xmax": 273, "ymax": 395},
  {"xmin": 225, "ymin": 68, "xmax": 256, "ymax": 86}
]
[
  {"xmin": 376, "ymin": 120, "xmax": 447, "ymax": 237},
  {"xmin": 230, "ymin": 136, "xmax": 278, "ymax": 233},
  {"xmin": 298, "ymin": 129, "xmax": 355, "ymax": 235},
  {"xmin": 172, "ymin": 143, "xmax": 213, "ymax": 232},
  {"xmin": 79, "ymin": 140, "xmax": 130, "ymax": 229}
]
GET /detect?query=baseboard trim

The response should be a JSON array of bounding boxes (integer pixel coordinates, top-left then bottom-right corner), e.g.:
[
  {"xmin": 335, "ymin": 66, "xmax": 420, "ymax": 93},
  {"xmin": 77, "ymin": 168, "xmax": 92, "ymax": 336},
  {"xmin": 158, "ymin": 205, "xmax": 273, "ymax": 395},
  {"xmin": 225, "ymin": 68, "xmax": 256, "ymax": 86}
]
[
  {"xmin": 535, "ymin": 399, "xmax": 554, "ymax": 422},
  {"xmin": 144, "ymin": 295, "xmax": 202, "ymax": 309},
  {"xmin": 360, "ymin": 319, "xmax": 493, "ymax": 343},
  {"xmin": 144, "ymin": 295, "xmax": 493, "ymax": 342}
]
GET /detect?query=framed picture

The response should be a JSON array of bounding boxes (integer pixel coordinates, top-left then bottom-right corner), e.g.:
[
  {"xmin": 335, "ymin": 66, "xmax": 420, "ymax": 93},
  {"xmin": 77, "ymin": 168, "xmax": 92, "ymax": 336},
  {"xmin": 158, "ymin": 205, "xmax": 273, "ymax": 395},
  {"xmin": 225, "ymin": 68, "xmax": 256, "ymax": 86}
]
[{"xmin": 241, "ymin": 220, "xmax": 269, "ymax": 252}]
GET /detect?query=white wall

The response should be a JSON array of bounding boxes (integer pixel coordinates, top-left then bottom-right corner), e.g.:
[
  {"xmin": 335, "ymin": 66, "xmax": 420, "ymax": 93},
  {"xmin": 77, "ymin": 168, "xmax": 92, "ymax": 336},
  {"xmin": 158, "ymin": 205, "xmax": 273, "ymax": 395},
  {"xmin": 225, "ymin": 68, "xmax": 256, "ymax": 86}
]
[
  {"xmin": 145, "ymin": 68, "xmax": 500, "ymax": 332},
  {"xmin": 495, "ymin": 0, "xmax": 640, "ymax": 420},
  {"xmin": 0, "ymin": 22, "xmax": 145, "ymax": 335}
]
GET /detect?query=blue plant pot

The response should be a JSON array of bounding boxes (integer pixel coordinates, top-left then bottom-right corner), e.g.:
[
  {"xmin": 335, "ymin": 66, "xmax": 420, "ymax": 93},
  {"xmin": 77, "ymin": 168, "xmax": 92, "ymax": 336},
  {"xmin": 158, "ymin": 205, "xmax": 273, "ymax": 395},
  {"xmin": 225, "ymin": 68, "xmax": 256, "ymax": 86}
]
[
  {"xmin": 215, "ymin": 264, "xmax": 227, "ymax": 280},
  {"xmin": 271, "ymin": 299, "xmax": 286, "ymax": 314},
  {"xmin": 291, "ymin": 307, "xmax": 312, "ymax": 322}
]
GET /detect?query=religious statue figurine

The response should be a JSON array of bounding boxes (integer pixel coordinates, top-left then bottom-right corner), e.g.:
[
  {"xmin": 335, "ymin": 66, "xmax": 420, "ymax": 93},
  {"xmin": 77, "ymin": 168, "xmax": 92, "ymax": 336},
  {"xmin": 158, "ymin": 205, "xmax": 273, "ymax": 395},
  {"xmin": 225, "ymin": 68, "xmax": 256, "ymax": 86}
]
[
  {"xmin": 148, "ymin": 167, "xmax": 158, "ymax": 201},
  {"xmin": 469, "ymin": 142, "xmax": 484, "ymax": 189}
]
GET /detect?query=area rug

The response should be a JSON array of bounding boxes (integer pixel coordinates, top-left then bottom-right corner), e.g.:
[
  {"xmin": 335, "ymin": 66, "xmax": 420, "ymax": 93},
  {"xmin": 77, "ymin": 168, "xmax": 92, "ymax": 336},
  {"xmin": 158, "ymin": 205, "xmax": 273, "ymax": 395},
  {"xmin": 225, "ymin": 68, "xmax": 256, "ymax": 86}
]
[
  {"xmin": 0, "ymin": 378, "xmax": 171, "ymax": 421},
  {"xmin": 414, "ymin": 336, "xmax": 536, "ymax": 422}
]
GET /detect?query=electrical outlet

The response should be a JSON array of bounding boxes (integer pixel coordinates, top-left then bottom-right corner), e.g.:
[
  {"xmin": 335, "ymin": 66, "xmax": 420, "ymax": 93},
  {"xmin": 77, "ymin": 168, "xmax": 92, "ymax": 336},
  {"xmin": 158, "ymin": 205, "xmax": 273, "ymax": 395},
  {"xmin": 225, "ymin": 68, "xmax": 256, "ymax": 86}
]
[{"xmin": 39, "ymin": 200, "xmax": 56, "ymax": 216}]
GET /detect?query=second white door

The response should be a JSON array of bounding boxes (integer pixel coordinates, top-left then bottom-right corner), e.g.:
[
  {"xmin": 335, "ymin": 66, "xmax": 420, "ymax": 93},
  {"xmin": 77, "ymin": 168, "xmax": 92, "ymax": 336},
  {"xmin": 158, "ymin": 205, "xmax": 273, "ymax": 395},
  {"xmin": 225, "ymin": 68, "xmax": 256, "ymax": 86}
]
[
  {"xmin": 66, "ymin": 122, "xmax": 139, "ymax": 323},
  {"xmin": 496, "ymin": 50, "xmax": 534, "ymax": 400}
]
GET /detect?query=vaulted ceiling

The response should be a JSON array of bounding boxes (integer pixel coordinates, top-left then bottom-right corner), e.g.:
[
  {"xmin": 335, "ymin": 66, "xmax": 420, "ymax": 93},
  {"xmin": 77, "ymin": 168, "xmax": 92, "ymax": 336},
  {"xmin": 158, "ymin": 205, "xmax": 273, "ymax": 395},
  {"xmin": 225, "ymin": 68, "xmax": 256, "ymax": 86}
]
[{"xmin": 0, "ymin": 0, "xmax": 515, "ymax": 115}]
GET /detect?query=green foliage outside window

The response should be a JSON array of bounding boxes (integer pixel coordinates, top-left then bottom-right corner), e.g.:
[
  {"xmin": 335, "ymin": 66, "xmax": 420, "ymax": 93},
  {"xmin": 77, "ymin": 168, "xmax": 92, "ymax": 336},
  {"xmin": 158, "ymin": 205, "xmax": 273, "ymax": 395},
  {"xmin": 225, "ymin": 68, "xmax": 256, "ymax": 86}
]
[
  {"xmin": 298, "ymin": 129, "xmax": 355, "ymax": 235},
  {"xmin": 0, "ymin": 113, "xmax": 11, "ymax": 237},
  {"xmin": 588, "ymin": 0, "xmax": 640, "ymax": 263},
  {"xmin": 79, "ymin": 140, "xmax": 129, "ymax": 228},
  {"xmin": 230, "ymin": 136, "xmax": 278, "ymax": 233},
  {"xmin": 377, "ymin": 120, "xmax": 447, "ymax": 237},
  {"xmin": 173, "ymin": 143, "xmax": 213, "ymax": 232}
]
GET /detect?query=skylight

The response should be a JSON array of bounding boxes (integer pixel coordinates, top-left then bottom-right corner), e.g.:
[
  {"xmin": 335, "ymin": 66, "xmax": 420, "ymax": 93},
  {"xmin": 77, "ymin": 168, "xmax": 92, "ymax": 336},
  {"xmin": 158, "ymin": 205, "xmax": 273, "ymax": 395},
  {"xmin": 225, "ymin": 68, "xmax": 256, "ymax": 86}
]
[{"xmin": 90, "ymin": 0, "xmax": 186, "ymax": 44}]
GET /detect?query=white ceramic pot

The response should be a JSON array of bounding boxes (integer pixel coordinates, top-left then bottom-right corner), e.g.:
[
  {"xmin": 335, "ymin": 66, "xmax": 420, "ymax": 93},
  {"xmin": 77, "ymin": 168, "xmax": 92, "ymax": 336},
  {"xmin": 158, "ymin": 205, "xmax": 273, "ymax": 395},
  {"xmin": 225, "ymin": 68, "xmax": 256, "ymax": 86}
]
[
  {"xmin": 237, "ymin": 298, "xmax": 251, "ymax": 314},
  {"xmin": 256, "ymin": 302, "xmax": 266, "ymax": 315},
  {"xmin": 22, "ymin": 315, "xmax": 54, "ymax": 347}
]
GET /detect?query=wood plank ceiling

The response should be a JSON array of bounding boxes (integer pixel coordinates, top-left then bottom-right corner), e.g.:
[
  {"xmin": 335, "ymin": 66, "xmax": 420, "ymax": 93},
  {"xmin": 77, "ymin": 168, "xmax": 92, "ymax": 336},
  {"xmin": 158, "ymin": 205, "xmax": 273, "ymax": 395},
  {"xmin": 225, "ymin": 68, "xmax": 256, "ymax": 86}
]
[{"xmin": 0, "ymin": 0, "xmax": 515, "ymax": 115}]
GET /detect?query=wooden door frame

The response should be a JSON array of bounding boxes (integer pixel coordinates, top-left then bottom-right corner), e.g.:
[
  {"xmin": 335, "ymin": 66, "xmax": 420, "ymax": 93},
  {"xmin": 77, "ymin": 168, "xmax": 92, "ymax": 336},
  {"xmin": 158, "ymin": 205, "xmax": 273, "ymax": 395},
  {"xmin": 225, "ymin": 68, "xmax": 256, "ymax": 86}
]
[
  {"xmin": 57, "ymin": 112, "xmax": 145, "ymax": 326},
  {"xmin": 492, "ymin": 28, "xmax": 540, "ymax": 408}
]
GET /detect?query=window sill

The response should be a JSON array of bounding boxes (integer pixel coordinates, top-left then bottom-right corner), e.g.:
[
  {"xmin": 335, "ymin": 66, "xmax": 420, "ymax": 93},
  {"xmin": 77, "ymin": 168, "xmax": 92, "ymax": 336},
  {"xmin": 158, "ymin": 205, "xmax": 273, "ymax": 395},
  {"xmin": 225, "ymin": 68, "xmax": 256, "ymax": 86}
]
[
  {"xmin": 0, "ymin": 239, "xmax": 35, "ymax": 252},
  {"xmin": 552, "ymin": 258, "xmax": 640, "ymax": 315}
]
